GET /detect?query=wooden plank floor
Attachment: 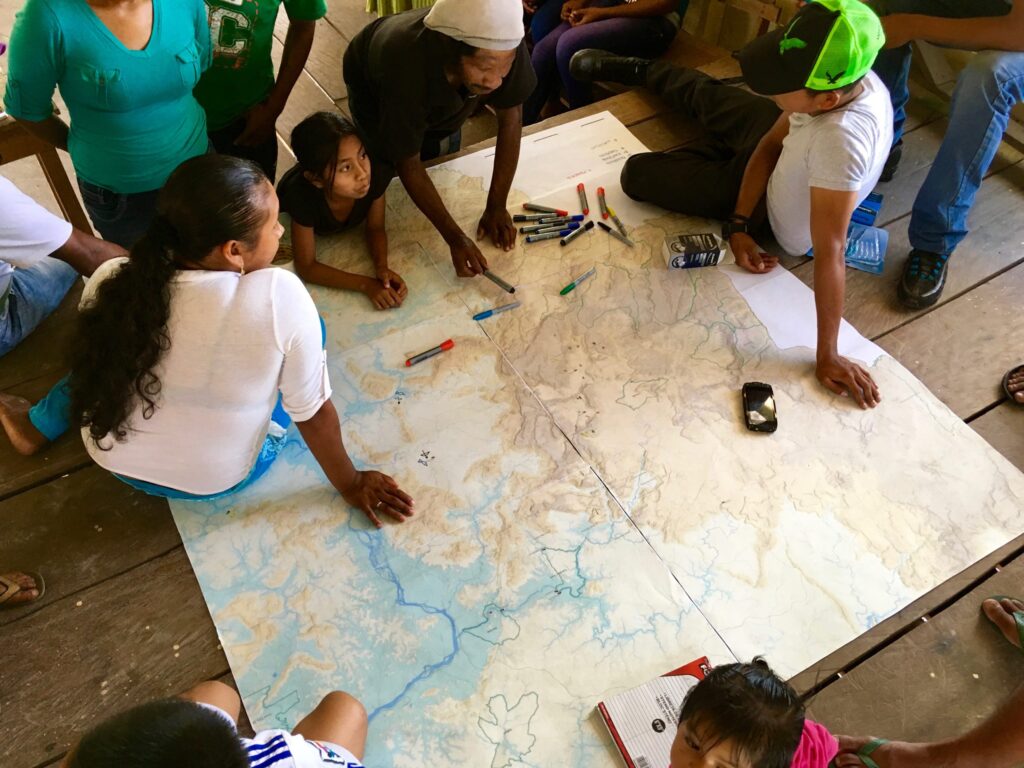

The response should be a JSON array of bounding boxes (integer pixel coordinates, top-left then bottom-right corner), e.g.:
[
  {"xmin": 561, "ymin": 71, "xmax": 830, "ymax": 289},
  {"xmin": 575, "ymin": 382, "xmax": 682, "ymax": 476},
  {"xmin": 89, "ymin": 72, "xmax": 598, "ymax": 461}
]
[{"xmin": 2, "ymin": 3, "xmax": 1022, "ymax": 766}]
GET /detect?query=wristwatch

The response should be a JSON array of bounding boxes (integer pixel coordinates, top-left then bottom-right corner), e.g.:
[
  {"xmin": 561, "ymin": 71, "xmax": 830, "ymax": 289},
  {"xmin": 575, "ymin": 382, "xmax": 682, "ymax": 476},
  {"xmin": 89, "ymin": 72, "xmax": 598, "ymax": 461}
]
[{"xmin": 721, "ymin": 213, "xmax": 750, "ymax": 239}]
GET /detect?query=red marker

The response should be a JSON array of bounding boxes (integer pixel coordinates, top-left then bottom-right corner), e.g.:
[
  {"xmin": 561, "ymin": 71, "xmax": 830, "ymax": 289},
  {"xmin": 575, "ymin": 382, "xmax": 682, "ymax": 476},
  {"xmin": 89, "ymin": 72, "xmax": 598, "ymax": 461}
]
[
  {"xmin": 523, "ymin": 203, "xmax": 569, "ymax": 216},
  {"xmin": 406, "ymin": 339, "xmax": 455, "ymax": 366},
  {"xmin": 597, "ymin": 187, "xmax": 609, "ymax": 219},
  {"xmin": 577, "ymin": 183, "xmax": 589, "ymax": 215}
]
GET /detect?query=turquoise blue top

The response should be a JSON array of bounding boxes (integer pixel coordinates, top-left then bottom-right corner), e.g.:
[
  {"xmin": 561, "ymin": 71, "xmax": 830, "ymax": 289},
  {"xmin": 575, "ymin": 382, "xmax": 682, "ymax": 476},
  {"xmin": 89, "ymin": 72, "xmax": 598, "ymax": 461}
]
[{"xmin": 3, "ymin": 0, "xmax": 211, "ymax": 194}]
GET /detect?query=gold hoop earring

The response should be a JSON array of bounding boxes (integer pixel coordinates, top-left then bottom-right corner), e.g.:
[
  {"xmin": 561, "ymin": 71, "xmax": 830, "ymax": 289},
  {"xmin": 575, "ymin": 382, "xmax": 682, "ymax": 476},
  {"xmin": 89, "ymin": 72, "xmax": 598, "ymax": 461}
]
[{"xmin": 239, "ymin": 266, "xmax": 246, "ymax": 277}]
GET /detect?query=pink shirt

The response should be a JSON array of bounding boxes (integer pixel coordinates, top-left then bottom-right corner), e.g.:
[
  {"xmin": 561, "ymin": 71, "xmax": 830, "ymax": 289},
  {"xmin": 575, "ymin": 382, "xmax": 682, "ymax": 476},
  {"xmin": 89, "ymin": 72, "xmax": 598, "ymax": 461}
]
[{"xmin": 791, "ymin": 719, "xmax": 839, "ymax": 768}]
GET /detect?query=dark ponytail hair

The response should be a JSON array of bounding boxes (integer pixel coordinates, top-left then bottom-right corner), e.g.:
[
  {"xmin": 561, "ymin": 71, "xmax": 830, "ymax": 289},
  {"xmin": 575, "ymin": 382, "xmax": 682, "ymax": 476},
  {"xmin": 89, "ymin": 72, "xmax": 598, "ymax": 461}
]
[
  {"xmin": 290, "ymin": 111, "xmax": 363, "ymax": 191},
  {"xmin": 69, "ymin": 154, "xmax": 271, "ymax": 446},
  {"xmin": 678, "ymin": 657, "xmax": 804, "ymax": 768}
]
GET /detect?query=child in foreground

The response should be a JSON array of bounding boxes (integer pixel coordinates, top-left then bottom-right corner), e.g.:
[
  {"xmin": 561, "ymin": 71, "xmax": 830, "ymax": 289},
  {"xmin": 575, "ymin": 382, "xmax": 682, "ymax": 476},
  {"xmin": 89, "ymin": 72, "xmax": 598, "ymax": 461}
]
[
  {"xmin": 278, "ymin": 112, "xmax": 407, "ymax": 310},
  {"xmin": 63, "ymin": 681, "xmax": 367, "ymax": 768},
  {"xmin": 671, "ymin": 658, "xmax": 837, "ymax": 768}
]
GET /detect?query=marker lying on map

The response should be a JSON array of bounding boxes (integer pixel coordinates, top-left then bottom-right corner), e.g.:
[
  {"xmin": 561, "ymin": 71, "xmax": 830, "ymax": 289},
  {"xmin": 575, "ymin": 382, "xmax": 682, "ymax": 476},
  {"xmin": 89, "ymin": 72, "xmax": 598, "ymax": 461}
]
[
  {"xmin": 473, "ymin": 301, "xmax": 521, "ymax": 321},
  {"xmin": 598, "ymin": 221, "xmax": 634, "ymax": 248},
  {"xmin": 607, "ymin": 206, "xmax": 629, "ymax": 238},
  {"xmin": 523, "ymin": 203, "xmax": 568, "ymax": 216},
  {"xmin": 483, "ymin": 270, "xmax": 516, "ymax": 293},
  {"xmin": 526, "ymin": 230, "xmax": 572, "ymax": 243},
  {"xmin": 560, "ymin": 219, "xmax": 594, "ymax": 247},
  {"xmin": 560, "ymin": 266, "xmax": 596, "ymax": 296},
  {"xmin": 405, "ymin": 339, "xmax": 455, "ymax": 366}
]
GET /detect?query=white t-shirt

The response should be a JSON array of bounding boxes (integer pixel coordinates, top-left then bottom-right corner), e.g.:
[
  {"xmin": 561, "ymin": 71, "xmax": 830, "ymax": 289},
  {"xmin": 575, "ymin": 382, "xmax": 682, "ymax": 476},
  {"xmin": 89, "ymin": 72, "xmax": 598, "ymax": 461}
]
[
  {"xmin": 200, "ymin": 704, "xmax": 365, "ymax": 768},
  {"xmin": 766, "ymin": 71, "xmax": 893, "ymax": 256},
  {"xmin": 0, "ymin": 174, "xmax": 74, "ymax": 299},
  {"xmin": 80, "ymin": 259, "xmax": 331, "ymax": 495}
]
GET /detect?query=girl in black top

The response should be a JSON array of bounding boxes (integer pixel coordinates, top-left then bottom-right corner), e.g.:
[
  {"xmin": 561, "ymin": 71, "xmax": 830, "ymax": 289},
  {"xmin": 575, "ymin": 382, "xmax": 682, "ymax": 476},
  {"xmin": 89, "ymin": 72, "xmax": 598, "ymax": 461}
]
[{"xmin": 277, "ymin": 112, "xmax": 407, "ymax": 309}]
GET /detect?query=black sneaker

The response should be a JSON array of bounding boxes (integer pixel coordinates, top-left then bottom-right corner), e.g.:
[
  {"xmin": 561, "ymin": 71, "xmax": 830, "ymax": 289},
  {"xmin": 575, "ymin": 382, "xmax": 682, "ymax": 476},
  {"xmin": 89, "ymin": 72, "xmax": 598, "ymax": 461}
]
[
  {"xmin": 569, "ymin": 49, "xmax": 651, "ymax": 86},
  {"xmin": 897, "ymin": 249, "xmax": 949, "ymax": 309},
  {"xmin": 879, "ymin": 139, "xmax": 903, "ymax": 183}
]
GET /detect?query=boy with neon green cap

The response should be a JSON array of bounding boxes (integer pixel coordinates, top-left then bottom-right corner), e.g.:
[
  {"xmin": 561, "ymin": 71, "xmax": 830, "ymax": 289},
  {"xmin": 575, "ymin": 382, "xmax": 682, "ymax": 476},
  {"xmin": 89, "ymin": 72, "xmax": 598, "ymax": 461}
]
[{"xmin": 570, "ymin": 0, "xmax": 892, "ymax": 410}]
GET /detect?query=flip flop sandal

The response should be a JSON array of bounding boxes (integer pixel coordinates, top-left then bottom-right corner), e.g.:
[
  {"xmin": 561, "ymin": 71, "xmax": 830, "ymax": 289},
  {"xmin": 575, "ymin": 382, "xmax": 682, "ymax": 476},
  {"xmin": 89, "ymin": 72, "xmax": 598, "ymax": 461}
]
[
  {"xmin": 0, "ymin": 571, "xmax": 45, "ymax": 609},
  {"xmin": 828, "ymin": 738, "xmax": 889, "ymax": 768},
  {"xmin": 1003, "ymin": 363, "xmax": 1024, "ymax": 406},
  {"xmin": 987, "ymin": 595, "xmax": 1024, "ymax": 654}
]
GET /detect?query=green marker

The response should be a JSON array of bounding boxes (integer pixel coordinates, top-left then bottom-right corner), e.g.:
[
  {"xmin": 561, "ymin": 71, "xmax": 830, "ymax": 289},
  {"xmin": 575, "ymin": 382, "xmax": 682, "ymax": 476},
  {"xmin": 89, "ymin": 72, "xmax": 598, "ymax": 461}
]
[{"xmin": 559, "ymin": 267, "xmax": 596, "ymax": 296}]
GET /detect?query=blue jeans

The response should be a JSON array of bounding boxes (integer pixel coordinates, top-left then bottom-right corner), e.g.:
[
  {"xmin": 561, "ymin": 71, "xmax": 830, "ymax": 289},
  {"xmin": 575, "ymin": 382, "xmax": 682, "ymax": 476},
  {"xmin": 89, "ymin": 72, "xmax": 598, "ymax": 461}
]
[
  {"xmin": 0, "ymin": 258, "xmax": 78, "ymax": 357},
  {"xmin": 77, "ymin": 179, "xmax": 161, "ymax": 250},
  {"xmin": 870, "ymin": 0, "xmax": 1019, "ymax": 256},
  {"xmin": 524, "ymin": 0, "xmax": 680, "ymax": 124}
]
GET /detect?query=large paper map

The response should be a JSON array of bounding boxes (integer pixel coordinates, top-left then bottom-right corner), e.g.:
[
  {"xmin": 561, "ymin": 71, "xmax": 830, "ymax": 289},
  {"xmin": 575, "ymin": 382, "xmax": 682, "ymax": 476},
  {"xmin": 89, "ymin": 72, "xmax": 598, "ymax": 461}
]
[{"xmin": 170, "ymin": 115, "xmax": 1024, "ymax": 767}]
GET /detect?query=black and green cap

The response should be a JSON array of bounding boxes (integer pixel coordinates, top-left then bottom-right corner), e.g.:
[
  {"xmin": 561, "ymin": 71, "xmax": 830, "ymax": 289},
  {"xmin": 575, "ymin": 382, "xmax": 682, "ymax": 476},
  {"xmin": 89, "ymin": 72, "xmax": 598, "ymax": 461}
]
[{"xmin": 737, "ymin": 0, "xmax": 885, "ymax": 95}]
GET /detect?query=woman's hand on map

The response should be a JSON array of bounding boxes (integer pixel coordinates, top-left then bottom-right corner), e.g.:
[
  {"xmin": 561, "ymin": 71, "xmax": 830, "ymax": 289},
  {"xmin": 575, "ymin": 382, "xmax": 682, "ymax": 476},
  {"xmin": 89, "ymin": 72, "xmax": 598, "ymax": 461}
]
[
  {"xmin": 449, "ymin": 233, "xmax": 489, "ymax": 277},
  {"xmin": 364, "ymin": 269, "xmax": 407, "ymax": 310},
  {"xmin": 816, "ymin": 354, "xmax": 881, "ymax": 409},
  {"xmin": 729, "ymin": 232, "xmax": 778, "ymax": 273},
  {"xmin": 477, "ymin": 206, "xmax": 516, "ymax": 251},
  {"xmin": 342, "ymin": 470, "xmax": 415, "ymax": 529}
]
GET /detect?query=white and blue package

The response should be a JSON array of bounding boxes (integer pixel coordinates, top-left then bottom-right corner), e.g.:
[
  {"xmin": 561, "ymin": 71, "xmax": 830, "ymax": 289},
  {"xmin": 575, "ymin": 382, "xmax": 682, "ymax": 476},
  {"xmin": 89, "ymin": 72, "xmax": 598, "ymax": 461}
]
[{"xmin": 807, "ymin": 223, "xmax": 888, "ymax": 275}]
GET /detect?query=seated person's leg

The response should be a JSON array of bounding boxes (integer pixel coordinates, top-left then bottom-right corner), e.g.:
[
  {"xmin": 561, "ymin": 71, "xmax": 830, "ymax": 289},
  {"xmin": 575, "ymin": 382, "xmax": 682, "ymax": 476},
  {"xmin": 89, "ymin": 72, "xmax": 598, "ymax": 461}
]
[
  {"xmin": 524, "ymin": 21, "xmax": 570, "ymax": 124},
  {"xmin": 292, "ymin": 691, "xmax": 369, "ymax": 762},
  {"xmin": 0, "ymin": 373, "xmax": 70, "ymax": 455},
  {"xmin": 899, "ymin": 51, "xmax": 1024, "ymax": 308},
  {"xmin": 552, "ymin": 6, "xmax": 676, "ymax": 109},
  {"xmin": 180, "ymin": 680, "xmax": 243, "ymax": 724},
  {"xmin": 621, "ymin": 144, "xmax": 746, "ymax": 220},
  {"xmin": 0, "ymin": 256, "xmax": 78, "ymax": 357},
  {"xmin": 572, "ymin": 53, "xmax": 781, "ymax": 153},
  {"xmin": 530, "ymin": 0, "xmax": 567, "ymax": 43}
]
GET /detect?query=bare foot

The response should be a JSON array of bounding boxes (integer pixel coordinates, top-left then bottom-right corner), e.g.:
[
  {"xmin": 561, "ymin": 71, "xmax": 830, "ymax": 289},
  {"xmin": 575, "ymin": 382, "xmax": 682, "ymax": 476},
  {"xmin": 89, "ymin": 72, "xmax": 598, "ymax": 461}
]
[
  {"xmin": 0, "ymin": 392, "xmax": 48, "ymax": 456},
  {"xmin": 834, "ymin": 736, "xmax": 953, "ymax": 768},
  {"xmin": 1007, "ymin": 368, "xmax": 1024, "ymax": 404},
  {"xmin": 982, "ymin": 597, "xmax": 1023, "ymax": 650},
  {"xmin": 0, "ymin": 572, "xmax": 42, "ymax": 607}
]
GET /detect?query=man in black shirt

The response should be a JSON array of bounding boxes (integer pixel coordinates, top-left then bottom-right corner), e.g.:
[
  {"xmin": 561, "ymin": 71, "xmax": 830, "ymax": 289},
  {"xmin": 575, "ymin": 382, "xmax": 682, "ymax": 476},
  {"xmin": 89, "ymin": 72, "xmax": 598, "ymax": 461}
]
[{"xmin": 343, "ymin": 0, "xmax": 537, "ymax": 278}]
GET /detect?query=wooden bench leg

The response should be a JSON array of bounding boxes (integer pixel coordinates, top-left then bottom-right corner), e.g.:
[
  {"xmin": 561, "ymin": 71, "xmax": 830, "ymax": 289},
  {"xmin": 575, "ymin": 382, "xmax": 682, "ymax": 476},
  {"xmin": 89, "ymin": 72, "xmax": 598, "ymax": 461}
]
[{"xmin": 35, "ymin": 147, "xmax": 93, "ymax": 234}]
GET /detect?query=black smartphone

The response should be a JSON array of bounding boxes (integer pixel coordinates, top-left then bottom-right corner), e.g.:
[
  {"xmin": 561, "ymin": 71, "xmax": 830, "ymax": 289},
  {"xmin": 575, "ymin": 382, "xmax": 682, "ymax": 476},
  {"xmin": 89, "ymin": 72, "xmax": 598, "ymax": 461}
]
[{"xmin": 742, "ymin": 382, "xmax": 777, "ymax": 433}]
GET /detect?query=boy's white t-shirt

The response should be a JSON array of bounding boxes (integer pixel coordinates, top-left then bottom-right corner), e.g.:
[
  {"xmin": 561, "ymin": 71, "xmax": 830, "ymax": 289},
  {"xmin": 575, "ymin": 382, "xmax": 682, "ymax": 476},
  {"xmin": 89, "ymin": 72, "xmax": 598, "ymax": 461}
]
[
  {"xmin": 766, "ymin": 70, "xmax": 893, "ymax": 256},
  {"xmin": 0, "ymin": 174, "xmax": 74, "ymax": 299},
  {"xmin": 199, "ymin": 703, "xmax": 365, "ymax": 768},
  {"xmin": 80, "ymin": 259, "xmax": 331, "ymax": 494}
]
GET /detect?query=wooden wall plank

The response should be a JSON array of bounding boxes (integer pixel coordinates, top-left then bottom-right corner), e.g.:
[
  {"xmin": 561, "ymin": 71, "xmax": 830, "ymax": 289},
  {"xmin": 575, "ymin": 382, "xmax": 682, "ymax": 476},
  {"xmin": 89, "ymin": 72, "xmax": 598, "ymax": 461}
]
[
  {"xmin": 0, "ymin": 466, "xmax": 178, "ymax": 625},
  {"xmin": 971, "ymin": 402, "xmax": 1024, "ymax": 473},
  {"xmin": 324, "ymin": 0, "xmax": 375, "ymax": 43},
  {"xmin": 878, "ymin": 264, "xmax": 1024, "ymax": 419},
  {"xmin": 805, "ymin": 553, "xmax": 1024, "ymax": 742},
  {"xmin": 0, "ymin": 549, "xmax": 225, "ymax": 768},
  {"xmin": 274, "ymin": 14, "xmax": 348, "ymax": 102},
  {"xmin": 270, "ymin": 37, "xmax": 342, "ymax": 150}
]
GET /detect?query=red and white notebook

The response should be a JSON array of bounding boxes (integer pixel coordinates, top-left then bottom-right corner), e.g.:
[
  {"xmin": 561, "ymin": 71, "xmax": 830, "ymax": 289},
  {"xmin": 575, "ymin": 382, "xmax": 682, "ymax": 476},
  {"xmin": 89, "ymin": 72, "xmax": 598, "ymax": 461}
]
[{"xmin": 597, "ymin": 657, "xmax": 712, "ymax": 768}]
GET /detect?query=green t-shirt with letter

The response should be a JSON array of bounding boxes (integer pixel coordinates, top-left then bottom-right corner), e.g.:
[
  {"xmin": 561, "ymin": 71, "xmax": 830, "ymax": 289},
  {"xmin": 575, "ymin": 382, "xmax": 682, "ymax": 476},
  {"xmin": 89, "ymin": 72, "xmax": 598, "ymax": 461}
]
[{"xmin": 195, "ymin": 0, "xmax": 326, "ymax": 130}]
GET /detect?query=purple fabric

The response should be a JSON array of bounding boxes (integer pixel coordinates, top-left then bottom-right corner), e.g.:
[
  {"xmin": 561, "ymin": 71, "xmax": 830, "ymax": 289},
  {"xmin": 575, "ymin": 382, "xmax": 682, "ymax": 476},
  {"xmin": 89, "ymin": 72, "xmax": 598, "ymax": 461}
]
[{"xmin": 525, "ymin": 0, "xmax": 675, "ymax": 123}]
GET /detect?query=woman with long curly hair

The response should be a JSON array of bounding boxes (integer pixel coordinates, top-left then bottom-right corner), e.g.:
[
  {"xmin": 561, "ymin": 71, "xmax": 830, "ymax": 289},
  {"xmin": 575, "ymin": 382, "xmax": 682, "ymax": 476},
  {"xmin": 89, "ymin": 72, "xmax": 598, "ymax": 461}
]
[{"xmin": 1, "ymin": 154, "xmax": 413, "ymax": 529}]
